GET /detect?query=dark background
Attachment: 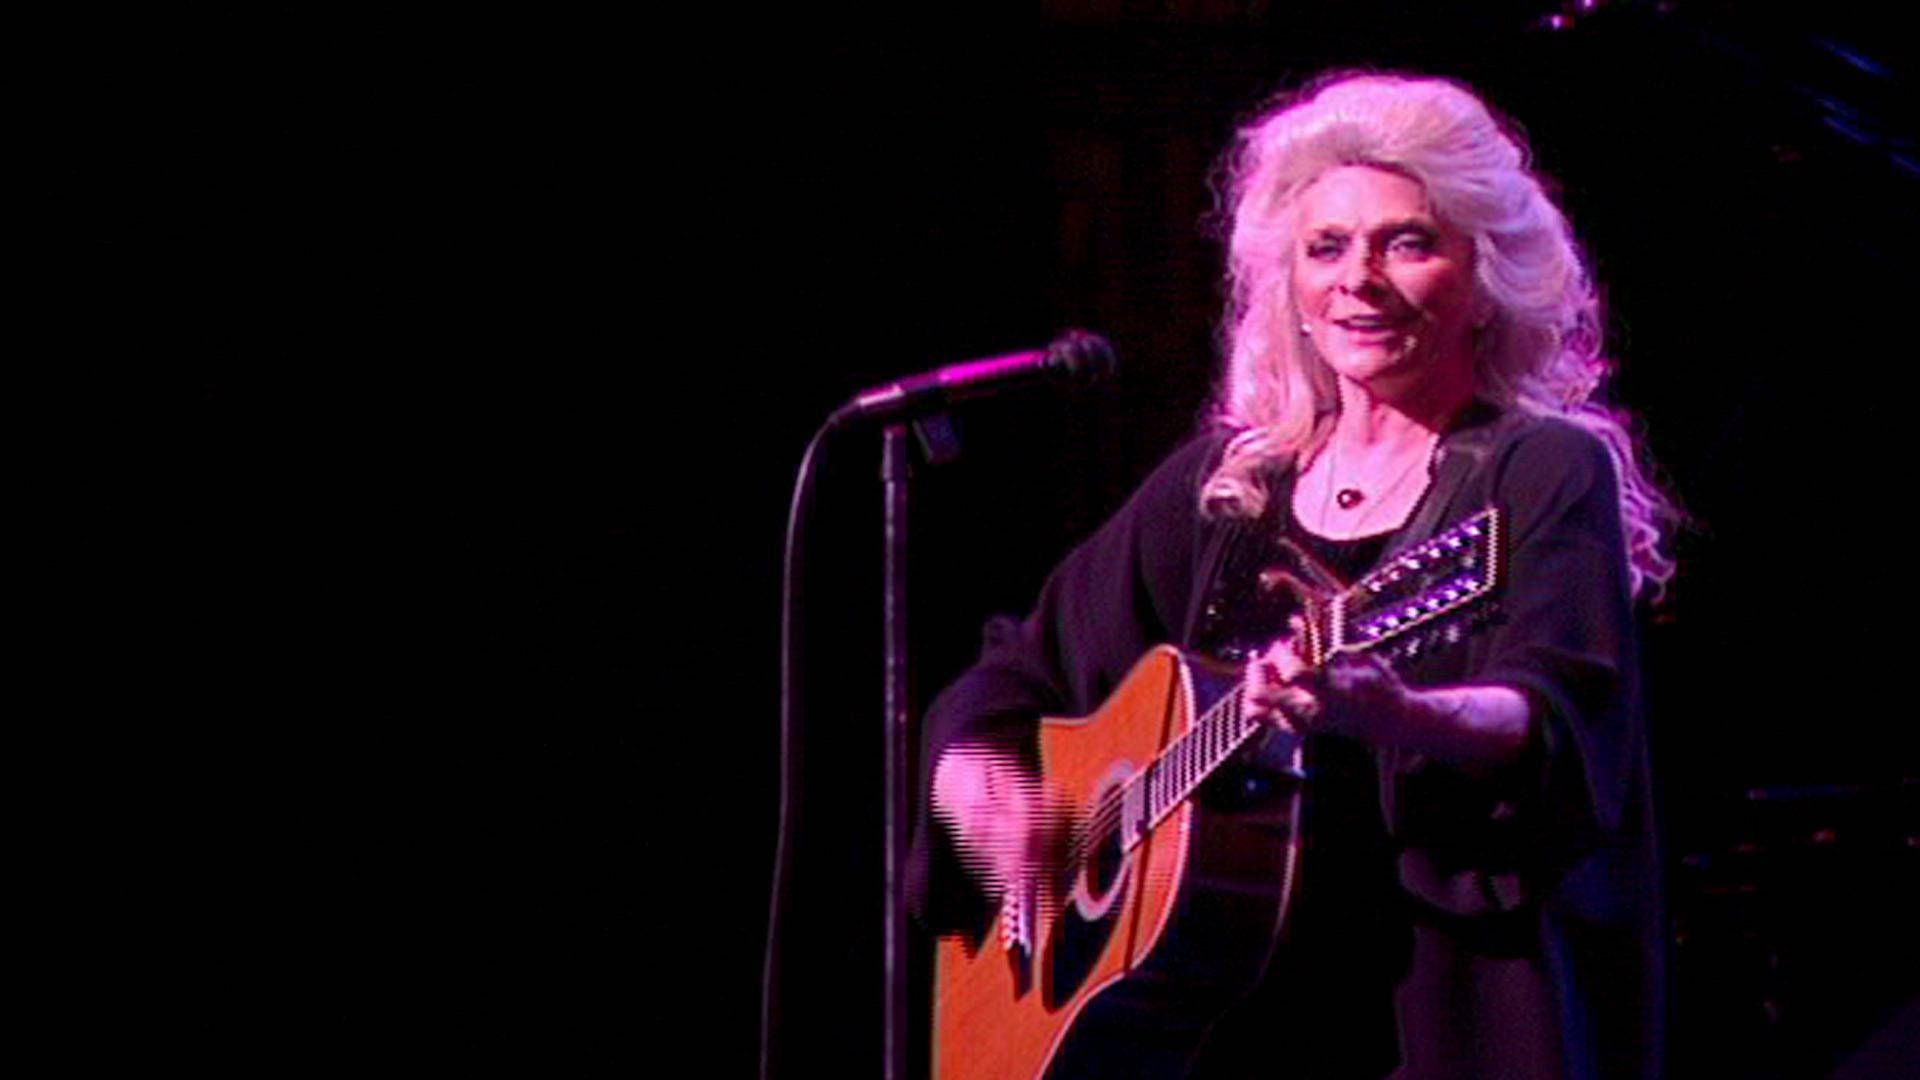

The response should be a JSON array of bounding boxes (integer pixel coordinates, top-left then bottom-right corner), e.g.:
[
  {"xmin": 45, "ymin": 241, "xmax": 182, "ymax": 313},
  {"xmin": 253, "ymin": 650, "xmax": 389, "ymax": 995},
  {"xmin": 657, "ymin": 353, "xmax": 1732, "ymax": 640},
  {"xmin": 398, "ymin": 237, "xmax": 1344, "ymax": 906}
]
[{"xmin": 82, "ymin": 2, "xmax": 1914, "ymax": 1075}]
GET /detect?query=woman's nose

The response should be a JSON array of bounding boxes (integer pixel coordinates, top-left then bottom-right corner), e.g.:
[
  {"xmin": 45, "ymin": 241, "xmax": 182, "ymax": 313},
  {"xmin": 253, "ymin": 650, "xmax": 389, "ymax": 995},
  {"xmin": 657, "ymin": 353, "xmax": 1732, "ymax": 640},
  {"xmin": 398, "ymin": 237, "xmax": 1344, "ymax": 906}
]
[{"xmin": 1338, "ymin": 251, "xmax": 1382, "ymax": 295}]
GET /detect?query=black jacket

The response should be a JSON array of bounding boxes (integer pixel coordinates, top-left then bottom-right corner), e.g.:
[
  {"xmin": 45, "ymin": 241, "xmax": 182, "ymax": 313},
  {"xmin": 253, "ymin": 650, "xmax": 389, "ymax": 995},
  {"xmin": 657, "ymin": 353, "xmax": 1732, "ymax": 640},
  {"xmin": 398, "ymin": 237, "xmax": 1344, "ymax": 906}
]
[{"xmin": 911, "ymin": 405, "xmax": 1662, "ymax": 1079}]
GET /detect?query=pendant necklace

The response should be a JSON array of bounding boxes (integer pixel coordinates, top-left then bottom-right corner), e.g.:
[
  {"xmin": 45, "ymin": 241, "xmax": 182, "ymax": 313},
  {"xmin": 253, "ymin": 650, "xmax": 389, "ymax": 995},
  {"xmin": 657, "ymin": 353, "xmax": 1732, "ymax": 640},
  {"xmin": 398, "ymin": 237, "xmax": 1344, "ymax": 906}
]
[{"xmin": 1321, "ymin": 430, "xmax": 1440, "ymax": 533}]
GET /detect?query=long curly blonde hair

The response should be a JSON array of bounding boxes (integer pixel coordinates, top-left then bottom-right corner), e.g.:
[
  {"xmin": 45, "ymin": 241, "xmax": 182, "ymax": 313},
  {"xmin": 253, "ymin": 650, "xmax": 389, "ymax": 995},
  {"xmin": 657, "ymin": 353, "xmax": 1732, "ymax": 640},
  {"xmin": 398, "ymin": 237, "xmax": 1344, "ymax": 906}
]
[{"xmin": 1202, "ymin": 71, "xmax": 1677, "ymax": 599}]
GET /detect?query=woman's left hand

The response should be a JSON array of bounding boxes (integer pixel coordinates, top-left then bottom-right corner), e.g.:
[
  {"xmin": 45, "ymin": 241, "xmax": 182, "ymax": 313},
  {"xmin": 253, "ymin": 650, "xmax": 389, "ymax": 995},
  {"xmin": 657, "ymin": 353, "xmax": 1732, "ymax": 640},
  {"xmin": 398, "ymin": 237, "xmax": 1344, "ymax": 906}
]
[
  {"xmin": 1250, "ymin": 630, "xmax": 1534, "ymax": 764},
  {"xmin": 1246, "ymin": 627, "xmax": 1415, "ymax": 746},
  {"xmin": 1295, "ymin": 653, "xmax": 1417, "ymax": 744}
]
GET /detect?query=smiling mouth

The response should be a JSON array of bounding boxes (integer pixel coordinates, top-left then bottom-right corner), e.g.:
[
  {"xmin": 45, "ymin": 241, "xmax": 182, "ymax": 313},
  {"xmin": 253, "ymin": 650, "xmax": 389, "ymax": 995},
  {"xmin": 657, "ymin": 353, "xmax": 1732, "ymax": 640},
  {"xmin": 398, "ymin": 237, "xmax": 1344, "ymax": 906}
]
[{"xmin": 1334, "ymin": 316, "xmax": 1405, "ymax": 333}]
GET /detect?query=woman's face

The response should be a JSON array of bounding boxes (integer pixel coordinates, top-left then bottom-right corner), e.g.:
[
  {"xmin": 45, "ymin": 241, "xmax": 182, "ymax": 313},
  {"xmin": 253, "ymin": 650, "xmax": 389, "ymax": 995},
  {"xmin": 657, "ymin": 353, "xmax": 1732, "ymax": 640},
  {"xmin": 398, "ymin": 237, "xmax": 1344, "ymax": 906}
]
[{"xmin": 1291, "ymin": 164, "xmax": 1479, "ymax": 399}]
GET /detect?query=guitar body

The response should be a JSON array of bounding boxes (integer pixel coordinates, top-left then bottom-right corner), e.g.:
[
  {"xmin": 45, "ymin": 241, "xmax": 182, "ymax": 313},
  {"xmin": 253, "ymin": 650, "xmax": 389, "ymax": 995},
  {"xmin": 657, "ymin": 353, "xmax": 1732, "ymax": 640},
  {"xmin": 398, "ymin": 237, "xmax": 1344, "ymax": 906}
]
[
  {"xmin": 930, "ymin": 507, "xmax": 1503, "ymax": 1079},
  {"xmin": 932, "ymin": 646, "xmax": 1302, "ymax": 1080}
]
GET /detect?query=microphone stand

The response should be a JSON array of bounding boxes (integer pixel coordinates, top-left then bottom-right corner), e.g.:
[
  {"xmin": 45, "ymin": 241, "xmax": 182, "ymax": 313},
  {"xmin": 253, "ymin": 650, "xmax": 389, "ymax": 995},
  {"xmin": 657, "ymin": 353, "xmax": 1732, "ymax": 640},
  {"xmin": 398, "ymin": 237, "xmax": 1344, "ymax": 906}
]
[
  {"xmin": 883, "ymin": 413, "xmax": 957, "ymax": 1080},
  {"xmin": 881, "ymin": 422, "xmax": 912, "ymax": 1080},
  {"xmin": 764, "ymin": 333, "xmax": 1105, "ymax": 1080}
]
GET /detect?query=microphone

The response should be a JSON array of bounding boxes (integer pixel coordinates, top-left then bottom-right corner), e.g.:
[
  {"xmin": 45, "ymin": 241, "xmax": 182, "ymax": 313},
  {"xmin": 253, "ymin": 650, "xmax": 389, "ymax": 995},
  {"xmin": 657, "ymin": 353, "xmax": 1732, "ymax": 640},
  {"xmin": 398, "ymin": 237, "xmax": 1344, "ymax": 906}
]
[{"xmin": 834, "ymin": 330, "xmax": 1116, "ymax": 426}]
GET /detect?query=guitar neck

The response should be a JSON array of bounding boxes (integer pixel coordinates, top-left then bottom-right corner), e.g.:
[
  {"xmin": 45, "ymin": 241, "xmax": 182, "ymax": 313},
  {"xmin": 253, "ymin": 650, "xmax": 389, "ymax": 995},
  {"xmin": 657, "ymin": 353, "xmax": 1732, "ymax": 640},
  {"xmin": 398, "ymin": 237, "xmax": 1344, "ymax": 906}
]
[
  {"xmin": 1128, "ymin": 677, "xmax": 1276, "ymax": 851},
  {"xmin": 1119, "ymin": 505, "xmax": 1502, "ymax": 848}
]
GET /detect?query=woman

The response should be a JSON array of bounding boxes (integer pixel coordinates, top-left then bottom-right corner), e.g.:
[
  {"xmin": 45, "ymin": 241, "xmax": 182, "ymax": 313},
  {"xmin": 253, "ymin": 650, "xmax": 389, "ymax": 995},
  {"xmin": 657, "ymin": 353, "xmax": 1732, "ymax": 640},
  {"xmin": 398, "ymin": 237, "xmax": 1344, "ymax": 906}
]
[{"xmin": 913, "ymin": 72, "xmax": 1676, "ymax": 1079}]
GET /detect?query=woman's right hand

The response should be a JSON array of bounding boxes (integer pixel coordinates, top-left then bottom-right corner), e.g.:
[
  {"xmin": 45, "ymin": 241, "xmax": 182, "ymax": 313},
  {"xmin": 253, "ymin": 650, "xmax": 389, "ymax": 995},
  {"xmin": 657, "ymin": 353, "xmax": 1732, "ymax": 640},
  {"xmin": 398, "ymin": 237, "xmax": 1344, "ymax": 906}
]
[{"xmin": 930, "ymin": 744, "xmax": 1059, "ymax": 898}]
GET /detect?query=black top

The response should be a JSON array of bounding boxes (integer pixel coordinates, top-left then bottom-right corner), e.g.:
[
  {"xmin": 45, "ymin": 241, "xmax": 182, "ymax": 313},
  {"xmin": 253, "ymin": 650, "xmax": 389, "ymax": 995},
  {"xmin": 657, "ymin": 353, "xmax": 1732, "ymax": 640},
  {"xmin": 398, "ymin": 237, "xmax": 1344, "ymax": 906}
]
[
  {"xmin": 911, "ymin": 406, "xmax": 1662, "ymax": 1079},
  {"xmin": 1289, "ymin": 520, "xmax": 1395, "ymax": 590}
]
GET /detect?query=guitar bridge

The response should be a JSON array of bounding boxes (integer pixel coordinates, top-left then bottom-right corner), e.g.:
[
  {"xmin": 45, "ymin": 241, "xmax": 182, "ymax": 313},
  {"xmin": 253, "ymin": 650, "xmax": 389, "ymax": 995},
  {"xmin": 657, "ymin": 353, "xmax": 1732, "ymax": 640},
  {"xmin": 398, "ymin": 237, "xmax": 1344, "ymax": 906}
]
[{"xmin": 1000, "ymin": 879, "xmax": 1035, "ymax": 957}]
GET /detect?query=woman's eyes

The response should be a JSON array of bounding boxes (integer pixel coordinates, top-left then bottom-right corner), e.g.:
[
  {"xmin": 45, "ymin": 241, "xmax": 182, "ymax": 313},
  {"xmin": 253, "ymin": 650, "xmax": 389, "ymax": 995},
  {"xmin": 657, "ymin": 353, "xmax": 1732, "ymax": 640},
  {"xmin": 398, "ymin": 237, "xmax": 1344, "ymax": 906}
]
[
  {"xmin": 1305, "ymin": 230, "xmax": 1438, "ymax": 261},
  {"xmin": 1387, "ymin": 232, "xmax": 1436, "ymax": 256}
]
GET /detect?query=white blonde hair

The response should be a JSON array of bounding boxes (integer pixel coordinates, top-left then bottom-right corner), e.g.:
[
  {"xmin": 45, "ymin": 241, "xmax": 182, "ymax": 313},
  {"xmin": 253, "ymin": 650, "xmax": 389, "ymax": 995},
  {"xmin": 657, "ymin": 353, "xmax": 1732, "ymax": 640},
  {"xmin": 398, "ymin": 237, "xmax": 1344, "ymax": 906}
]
[{"xmin": 1203, "ymin": 71, "xmax": 1677, "ymax": 599}]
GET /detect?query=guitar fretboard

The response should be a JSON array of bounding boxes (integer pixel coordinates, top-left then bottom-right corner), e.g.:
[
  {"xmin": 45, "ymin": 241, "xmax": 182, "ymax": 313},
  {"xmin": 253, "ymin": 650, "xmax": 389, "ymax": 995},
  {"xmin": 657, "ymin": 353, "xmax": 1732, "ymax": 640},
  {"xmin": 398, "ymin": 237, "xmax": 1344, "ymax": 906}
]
[
  {"xmin": 1108, "ymin": 505, "xmax": 1500, "ymax": 852},
  {"xmin": 1128, "ymin": 681, "xmax": 1275, "ymax": 850}
]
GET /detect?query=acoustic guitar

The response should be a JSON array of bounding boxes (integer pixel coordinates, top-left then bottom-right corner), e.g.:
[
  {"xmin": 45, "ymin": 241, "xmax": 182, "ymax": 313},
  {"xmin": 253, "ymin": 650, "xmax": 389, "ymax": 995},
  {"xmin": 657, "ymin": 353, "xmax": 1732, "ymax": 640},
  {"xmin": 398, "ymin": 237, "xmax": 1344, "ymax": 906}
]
[{"xmin": 931, "ymin": 506, "xmax": 1503, "ymax": 1080}]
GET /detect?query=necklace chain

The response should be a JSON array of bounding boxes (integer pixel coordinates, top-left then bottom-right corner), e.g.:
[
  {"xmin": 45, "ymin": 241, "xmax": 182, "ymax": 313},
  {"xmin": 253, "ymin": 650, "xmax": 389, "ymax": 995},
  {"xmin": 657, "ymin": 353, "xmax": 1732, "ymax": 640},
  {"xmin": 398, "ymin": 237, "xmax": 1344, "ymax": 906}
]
[{"xmin": 1317, "ymin": 430, "xmax": 1439, "ymax": 535}]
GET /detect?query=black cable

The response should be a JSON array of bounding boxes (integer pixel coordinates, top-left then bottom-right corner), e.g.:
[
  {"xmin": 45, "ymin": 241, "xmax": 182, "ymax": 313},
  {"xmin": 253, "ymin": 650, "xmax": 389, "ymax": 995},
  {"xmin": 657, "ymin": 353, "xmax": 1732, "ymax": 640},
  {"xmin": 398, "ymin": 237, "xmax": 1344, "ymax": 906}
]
[{"xmin": 759, "ymin": 405, "xmax": 857, "ymax": 1080}]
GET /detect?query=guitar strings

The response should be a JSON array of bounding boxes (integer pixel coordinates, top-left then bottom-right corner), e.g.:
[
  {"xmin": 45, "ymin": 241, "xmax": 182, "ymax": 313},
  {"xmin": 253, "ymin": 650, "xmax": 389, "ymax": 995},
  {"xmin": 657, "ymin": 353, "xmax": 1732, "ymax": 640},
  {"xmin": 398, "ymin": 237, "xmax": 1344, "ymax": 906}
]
[
  {"xmin": 1063, "ymin": 509, "xmax": 1498, "ymax": 880},
  {"xmin": 1065, "ymin": 681, "xmax": 1260, "ymax": 870}
]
